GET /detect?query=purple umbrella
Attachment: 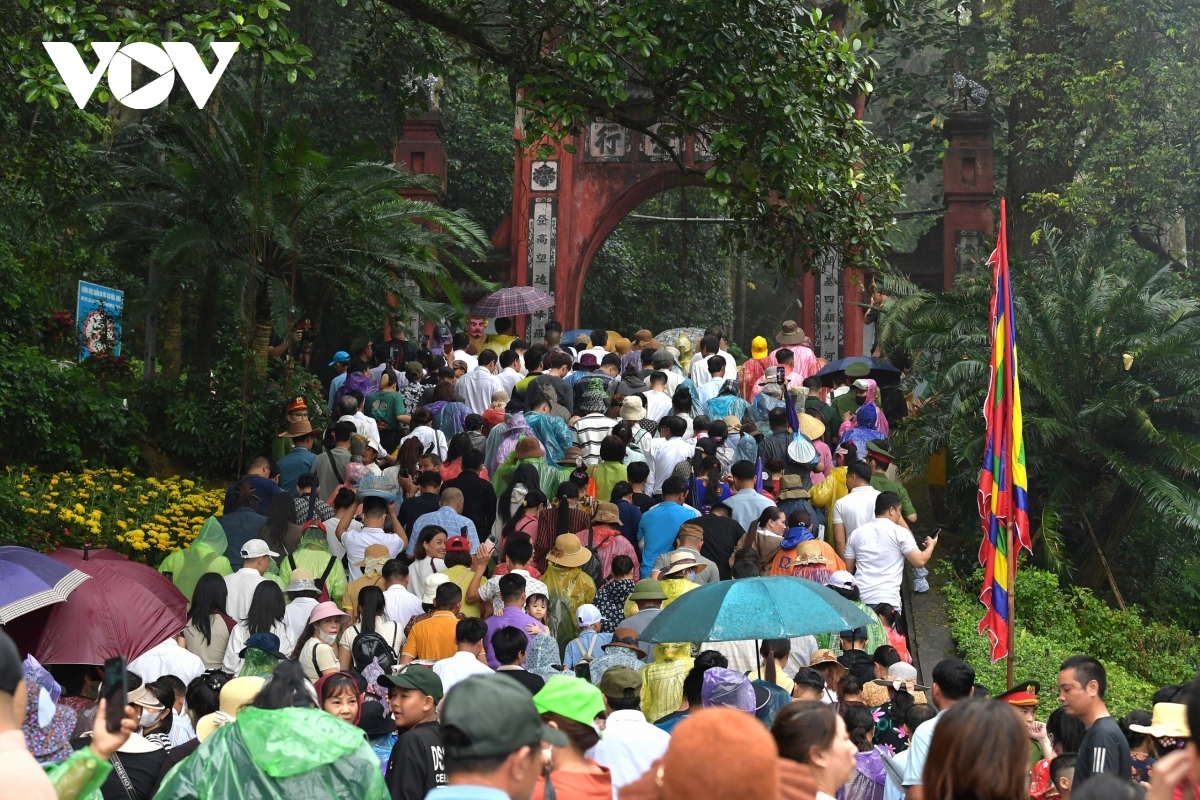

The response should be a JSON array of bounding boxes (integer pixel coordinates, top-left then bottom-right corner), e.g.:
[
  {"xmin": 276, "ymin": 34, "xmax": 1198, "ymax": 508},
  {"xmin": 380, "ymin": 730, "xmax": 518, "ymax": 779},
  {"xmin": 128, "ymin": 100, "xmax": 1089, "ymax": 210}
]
[
  {"xmin": 471, "ymin": 286, "xmax": 555, "ymax": 318},
  {"xmin": 0, "ymin": 547, "xmax": 90, "ymax": 624}
]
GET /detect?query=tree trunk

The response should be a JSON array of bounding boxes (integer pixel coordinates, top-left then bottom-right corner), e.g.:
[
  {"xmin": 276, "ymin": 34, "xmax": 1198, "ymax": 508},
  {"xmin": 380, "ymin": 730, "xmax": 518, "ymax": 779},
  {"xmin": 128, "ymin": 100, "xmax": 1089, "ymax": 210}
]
[
  {"xmin": 251, "ymin": 281, "xmax": 273, "ymax": 374},
  {"xmin": 162, "ymin": 284, "xmax": 183, "ymax": 379},
  {"xmin": 1005, "ymin": 0, "xmax": 1080, "ymax": 255},
  {"xmin": 144, "ymin": 258, "xmax": 158, "ymax": 384},
  {"xmin": 190, "ymin": 261, "xmax": 222, "ymax": 378},
  {"xmin": 1075, "ymin": 483, "xmax": 1140, "ymax": 598}
]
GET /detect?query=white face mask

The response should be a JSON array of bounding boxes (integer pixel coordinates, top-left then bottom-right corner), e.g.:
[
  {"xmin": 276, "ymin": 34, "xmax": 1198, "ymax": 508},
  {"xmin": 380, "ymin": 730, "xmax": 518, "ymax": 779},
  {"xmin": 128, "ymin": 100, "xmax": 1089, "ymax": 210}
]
[
  {"xmin": 317, "ymin": 630, "xmax": 337, "ymax": 645},
  {"xmin": 139, "ymin": 708, "xmax": 163, "ymax": 729}
]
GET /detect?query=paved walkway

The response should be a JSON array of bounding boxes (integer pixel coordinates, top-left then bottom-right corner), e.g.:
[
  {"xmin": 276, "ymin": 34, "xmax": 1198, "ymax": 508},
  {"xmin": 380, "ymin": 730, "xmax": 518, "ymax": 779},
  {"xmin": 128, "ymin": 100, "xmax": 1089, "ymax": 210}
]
[{"xmin": 902, "ymin": 472, "xmax": 956, "ymax": 686}]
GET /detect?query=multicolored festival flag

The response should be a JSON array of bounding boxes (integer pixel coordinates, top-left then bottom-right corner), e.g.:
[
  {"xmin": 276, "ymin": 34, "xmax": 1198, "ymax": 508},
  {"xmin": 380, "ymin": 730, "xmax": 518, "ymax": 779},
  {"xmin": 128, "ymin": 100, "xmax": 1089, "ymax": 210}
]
[{"xmin": 977, "ymin": 198, "xmax": 1032, "ymax": 663}]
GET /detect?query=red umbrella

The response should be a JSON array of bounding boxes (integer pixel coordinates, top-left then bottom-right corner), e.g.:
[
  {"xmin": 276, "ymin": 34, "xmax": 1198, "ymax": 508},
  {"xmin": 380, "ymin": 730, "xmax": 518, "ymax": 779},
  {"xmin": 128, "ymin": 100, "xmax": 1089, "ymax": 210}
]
[{"xmin": 35, "ymin": 548, "xmax": 188, "ymax": 665}]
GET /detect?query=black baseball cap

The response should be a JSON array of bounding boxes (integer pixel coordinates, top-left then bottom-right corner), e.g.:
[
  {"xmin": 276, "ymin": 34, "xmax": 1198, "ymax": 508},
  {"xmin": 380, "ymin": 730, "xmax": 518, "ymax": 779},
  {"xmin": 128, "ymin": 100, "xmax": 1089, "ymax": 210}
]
[
  {"xmin": 793, "ymin": 667, "xmax": 827, "ymax": 693},
  {"xmin": 441, "ymin": 675, "xmax": 567, "ymax": 758}
]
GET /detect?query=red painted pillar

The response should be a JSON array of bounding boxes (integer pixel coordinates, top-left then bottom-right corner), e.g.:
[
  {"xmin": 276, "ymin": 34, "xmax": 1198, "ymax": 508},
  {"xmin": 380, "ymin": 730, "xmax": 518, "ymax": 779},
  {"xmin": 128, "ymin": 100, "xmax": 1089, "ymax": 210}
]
[{"xmin": 941, "ymin": 113, "xmax": 995, "ymax": 288}]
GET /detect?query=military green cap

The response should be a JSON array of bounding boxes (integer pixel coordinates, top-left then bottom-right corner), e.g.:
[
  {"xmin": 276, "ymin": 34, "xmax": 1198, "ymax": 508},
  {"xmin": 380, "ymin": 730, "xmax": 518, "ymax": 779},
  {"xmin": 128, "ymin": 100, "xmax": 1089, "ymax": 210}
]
[
  {"xmin": 628, "ymin": 578, "xmax": 667, "ymax": 601},
  {"xmin": 866, "ymin": 441, "xmax": 893, "ymax": 461},
  {"xmin": 441, "ymin": 675, "xmax": 568, "ymax": 758},
  {"xmin": 845, "ymin": 360, "xmax": 871, "ymax": 378},
  {"xmin": 598, "ymin": 666, "xmax": 643, "ymax": 699}
]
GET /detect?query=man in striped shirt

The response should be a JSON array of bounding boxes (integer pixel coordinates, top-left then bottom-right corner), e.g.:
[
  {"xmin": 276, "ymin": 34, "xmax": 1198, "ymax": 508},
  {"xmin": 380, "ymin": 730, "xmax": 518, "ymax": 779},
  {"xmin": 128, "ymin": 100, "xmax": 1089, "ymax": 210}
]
[{"xmin": 571, "ymin": 377, "xmax": 617, "ymax": 465}]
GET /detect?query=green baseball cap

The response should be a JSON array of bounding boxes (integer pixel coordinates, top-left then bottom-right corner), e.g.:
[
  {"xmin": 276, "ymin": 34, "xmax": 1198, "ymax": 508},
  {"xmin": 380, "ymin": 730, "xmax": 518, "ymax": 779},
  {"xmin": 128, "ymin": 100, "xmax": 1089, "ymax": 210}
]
[
  {"xmin": 628, "ymin": 578, "xmax": 667, "ymax": 601},
  {"xmin": 379, "ymin": 665, "xmax": 444, "ymax": 704},
  {"xmin": 533, "ymin": 675, "xmax": 606, "ymax": 728},
  {"xmin": 441, "ymin": 675, "xmax": 568, "ymax": 758},
  {"xmin": 598, "ymin": 666, "xmax": 642, "ymax": 699}
]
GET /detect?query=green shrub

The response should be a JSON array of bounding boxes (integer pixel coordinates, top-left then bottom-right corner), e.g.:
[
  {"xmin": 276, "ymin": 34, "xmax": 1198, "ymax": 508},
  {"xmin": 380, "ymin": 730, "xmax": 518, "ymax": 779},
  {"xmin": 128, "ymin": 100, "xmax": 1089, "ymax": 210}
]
[
  {"xmin": 945, "ymin": 564, "xmax": 1200, "ymax": 717},
  {"xmin": 0, "ymin": 335, "xmax": 146, "ymax": 466},
  {"xmin": 132, "ymin": 350, "xmax": 328, "ymax": 479}
]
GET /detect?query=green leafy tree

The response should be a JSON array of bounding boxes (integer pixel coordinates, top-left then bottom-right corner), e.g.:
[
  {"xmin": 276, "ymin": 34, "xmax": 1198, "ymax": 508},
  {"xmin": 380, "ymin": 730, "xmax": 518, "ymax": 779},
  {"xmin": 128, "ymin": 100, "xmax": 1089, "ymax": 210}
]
[
  {"xmin": 298, "ymin": 0, "xmax": 906, "ymax": 273},
  {"xmin": 101, "ymin": 89, "xmax": 491, "ymax": 373},
  {"xmin": 879, "ymin": 231, "xmax": 1200, "ymax": 597}
]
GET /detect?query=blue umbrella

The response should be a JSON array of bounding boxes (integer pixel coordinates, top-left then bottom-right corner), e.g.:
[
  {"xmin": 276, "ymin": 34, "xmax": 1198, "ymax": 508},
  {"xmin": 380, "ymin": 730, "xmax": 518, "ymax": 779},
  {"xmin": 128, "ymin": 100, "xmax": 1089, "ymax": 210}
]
[
  {"xmin": 814, "ymin": 356, "xmax": 901, "ymax": 384},
  {"xmin": 640, "ymin": 576, "xmax": 872, "ymax": 643},
  {"xmin": 0, "ymin": 546, "xmax": 89, "ymax": 624}
]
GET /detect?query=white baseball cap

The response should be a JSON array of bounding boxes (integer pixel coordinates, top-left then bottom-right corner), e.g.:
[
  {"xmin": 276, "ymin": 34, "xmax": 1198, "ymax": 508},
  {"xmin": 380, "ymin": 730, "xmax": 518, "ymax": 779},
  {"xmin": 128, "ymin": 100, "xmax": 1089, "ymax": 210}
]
[
  {"xmin": 826, "ymin": 570, "xmax": 856, "ymax": 591},
  {"xmin": 240, "ymin": 538, "xmax": 279, "ymax": 559},
  {"xmin": 576, "ymin": 603, "xmax": 602, "ymax": 627},
  {"xmin": 852, "ymin": 379, "xmax": 871, "ymax": 391}
]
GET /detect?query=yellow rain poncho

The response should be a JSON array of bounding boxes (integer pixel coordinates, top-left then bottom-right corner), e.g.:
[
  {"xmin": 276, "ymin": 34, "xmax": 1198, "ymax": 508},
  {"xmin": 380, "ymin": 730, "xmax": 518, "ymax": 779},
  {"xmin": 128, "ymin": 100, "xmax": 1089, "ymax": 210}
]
[{"xmin": 159, "ymin": 517, "xmax": 232, "ymax": 601}]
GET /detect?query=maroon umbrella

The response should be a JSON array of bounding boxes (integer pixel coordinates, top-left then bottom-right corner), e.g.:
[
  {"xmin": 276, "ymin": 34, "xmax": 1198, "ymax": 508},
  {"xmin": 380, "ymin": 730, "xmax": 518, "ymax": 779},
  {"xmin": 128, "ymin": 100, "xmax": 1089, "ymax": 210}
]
[{"xmin": 35, "ymin": 548, "xmax": 188, "ymax": 665}]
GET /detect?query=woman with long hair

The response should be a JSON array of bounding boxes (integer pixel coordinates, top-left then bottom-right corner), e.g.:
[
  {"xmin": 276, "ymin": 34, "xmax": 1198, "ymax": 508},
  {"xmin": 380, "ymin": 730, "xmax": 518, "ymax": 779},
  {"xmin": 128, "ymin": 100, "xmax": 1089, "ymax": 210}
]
[
  {"xmin": 223, "ymin": 582, "xmax": 295, "ymax": 674},
  {"xmin": 183, "ymin": 573, "xmax": 234, "ymax": 670},
  {"xmin": 924, "ymin": 699, "xmax": 1030, "ymax": 800},
  {"xmin": 694, "ymin": 454, "xmax": 731, "ymax": 514},
  {"xmin": 533, "ymin": 481, "xmax": 591, "ymax": 573},
  {"xmin": 137, "ymin": 679, "xmax": 177, "ymax": 748},
  {"xmin": 841, "ymin": 704, "xmax": 887, "ymax": 800},
  {"xmin": 408, "ymin": 525, "xmax": 447, "ymax": 600},
  {"xmin": 259, "ymin": 492, "xmax": 301, "ymax": 559},
  {"xmin": 772, "ymin": 701, "xmax": 858, "ymax": 800},
  {"xmin": 748, "ymin": 639, "xmax": 795, "ymax": 695},
  {"xmin": 498, "ymin": 487, "xmax": 546, "ymax": 562},
  {"xmin": 431, "ymin": 379, "xmax": 473, "ymax": 437},
  {"xmin": 440, "ymin": 432, "xmax": 489, "ymax": 481},
  {"xmin": 337, "ymin": 586, "xmax": 403, "ymax": 673}
]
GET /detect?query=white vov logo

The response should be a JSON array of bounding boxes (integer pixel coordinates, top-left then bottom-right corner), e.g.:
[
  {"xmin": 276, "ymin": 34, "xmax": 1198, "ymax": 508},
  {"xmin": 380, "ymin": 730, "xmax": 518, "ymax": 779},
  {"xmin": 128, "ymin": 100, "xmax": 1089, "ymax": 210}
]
[{"xmin": 42, "ymin": 42, "xmax": 239, "ymax": 110}]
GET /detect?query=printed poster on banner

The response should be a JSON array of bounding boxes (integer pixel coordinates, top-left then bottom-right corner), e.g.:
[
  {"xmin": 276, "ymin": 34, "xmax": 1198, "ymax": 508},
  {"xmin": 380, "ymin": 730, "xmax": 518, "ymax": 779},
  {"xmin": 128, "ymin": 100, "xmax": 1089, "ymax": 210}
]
[{"xmin": 76, "ymin": 281, "xmax": 123, "ymax": 361}]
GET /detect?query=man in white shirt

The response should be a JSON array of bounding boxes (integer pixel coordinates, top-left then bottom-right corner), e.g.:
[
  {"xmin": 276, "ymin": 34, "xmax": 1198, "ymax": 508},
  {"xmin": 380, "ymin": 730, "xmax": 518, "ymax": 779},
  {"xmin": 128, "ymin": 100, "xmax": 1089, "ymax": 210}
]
[
  {"xmin": 688, "ymin": 331, "xmax": 737, "ymax": 386},
  {"xmin": 832, "ymin": 462, "xmax": 881, "ymax": 557},
  {"xmin": 432, "ymin": 618, "xmax": 494, "ymax": 694},
  {"xmin": 590, "ymin": 666, "xmax": 670, "ymax": 796},
  {"xmin": 843, "ymin": 491, "xmax": 938, "ymax": 611},
  {"xmin": 582, "ymin": 329, "xmax": 611, "ymax": 364},
  {"xmin": 126, "ymin": 637, "xmax": 205, "ymax": 686},
  {"xmin": 224, "ymin": 539, "xmax": 277, "ymax": 620},
  {"xmin": 282, "ymin": 569, "xmax": 321, "ymax": 640},
  {"xmin": 902, "ymin": 659, "xmax": 975, "ymax": 799},
  {"xmin": 457, "ymin": 350, "xmax": 504, "ymax": 414},
  {"xmin": 496, "ymin": 350, "xmax": 523, "ymax": 396},
  {"xmin": 643, "ymin": 372, "xmax": 674, "ymax": 422},
  {"xmin": 644, "ymin": 416, "xmax": 695, "ymax": 495},
  {"xmin": 382, "ymin": 559, "xmax": 424, "ymax": 631},
  {"xmin": 650, "ymin": 351, "xmax": 684, "ymax": 395},
  {"xmin": 341, "ymin": 494, "xmax": 406, "ymax": 580}
]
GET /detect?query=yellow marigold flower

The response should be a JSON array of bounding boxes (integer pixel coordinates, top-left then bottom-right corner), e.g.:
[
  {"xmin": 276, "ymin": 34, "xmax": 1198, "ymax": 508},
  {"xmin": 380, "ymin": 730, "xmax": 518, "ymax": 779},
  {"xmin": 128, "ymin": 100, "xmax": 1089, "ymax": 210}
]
[
  {"xmin": 116, "ymin": 520, "xmax": 127, "ymax": 530},
  {"xmin": 19, "ymin": 491, "xmax": 29, "ymax": 497},
  {"xmin": 74, "ymin": 503, "xmax": 86, "ymax": 514}
]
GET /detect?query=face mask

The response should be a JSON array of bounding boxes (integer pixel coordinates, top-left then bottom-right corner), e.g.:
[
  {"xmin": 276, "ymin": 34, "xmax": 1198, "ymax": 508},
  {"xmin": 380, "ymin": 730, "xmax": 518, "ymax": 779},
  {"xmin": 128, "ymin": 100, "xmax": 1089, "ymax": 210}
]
[
  {"xmin": 139, "ymin": 708, "xmax": 163, "ymax": 728},
  {"xmin": 855, "ymin": 395, "xmax": 867, "ymax": 406},
  {"xmin": 317, "ymin": 630, "xmax": 337, "ymax": 645}
]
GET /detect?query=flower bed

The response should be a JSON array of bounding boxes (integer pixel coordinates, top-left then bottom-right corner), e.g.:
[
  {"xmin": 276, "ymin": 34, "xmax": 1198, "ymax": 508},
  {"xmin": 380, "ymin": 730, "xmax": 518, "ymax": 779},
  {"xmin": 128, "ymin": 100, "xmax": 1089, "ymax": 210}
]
[{"xmin": 4, "ymin": 465, "xmax": 223, "ymax": 563}]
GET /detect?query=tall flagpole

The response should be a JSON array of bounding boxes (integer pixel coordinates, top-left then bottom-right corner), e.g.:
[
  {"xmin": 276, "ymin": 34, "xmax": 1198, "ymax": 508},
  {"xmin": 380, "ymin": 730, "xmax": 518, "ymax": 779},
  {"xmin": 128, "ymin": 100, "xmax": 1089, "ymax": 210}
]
[{"xmin": 1007, "ymin": 522, "xmax": 1016, "ymax": 689}]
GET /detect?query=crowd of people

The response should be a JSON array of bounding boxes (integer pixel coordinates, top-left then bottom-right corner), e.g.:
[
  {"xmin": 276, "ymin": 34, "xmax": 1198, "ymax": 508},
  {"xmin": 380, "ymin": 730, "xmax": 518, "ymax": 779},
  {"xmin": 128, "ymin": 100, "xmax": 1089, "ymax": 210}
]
[{"xmin": 3, "ymin": 316, "xmax": 1194, "ymax": 800}]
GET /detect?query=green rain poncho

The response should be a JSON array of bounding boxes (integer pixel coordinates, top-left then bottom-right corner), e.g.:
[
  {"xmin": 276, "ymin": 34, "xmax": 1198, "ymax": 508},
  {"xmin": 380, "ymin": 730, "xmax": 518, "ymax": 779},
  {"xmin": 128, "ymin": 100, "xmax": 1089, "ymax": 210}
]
[
  {"xmin": 158, "ymin": 516, "xmax": 233, "ymax": 601},
  {"xmin": 154, "ymin": 706, "xmax": 387, "ymax": 800},
  {"xmin": 276, "ymin": 527, "xmax": 347, "ymax": 606}
]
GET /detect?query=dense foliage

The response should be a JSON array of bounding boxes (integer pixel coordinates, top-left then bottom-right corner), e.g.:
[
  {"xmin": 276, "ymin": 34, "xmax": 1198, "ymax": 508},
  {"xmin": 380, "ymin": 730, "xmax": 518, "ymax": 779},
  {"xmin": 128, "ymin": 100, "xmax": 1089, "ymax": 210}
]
[
  {"xmin": 880, "ymin": 232, "xmax": 1200, "ymax": 601},
  {"xmin": 946, "ymin": 565, "xmax": 1200, "ymax": 717}
]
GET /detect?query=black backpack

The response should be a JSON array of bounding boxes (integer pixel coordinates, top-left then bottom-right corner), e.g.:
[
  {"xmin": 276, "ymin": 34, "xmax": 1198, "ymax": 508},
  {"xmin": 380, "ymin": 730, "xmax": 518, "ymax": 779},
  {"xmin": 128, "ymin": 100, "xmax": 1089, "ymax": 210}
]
[{"xmin": 350, "ymin": 627, "xmax": 399, "ymax": 676}]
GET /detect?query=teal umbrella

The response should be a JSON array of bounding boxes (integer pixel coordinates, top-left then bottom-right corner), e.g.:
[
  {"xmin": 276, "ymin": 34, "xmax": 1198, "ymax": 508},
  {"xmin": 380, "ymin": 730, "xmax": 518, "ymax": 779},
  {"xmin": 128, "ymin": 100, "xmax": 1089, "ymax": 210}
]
[{"xmin": 640, "ymin": 576, "xmax": 873, "ymax": 643}]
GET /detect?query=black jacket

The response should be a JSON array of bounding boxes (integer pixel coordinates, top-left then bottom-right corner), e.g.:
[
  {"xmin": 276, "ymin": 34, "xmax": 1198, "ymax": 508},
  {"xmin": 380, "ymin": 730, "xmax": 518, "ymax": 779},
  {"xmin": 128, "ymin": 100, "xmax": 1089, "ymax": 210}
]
[{"xmin": 838, "ymin": 648, "xmax": 876, "ymax": 687}]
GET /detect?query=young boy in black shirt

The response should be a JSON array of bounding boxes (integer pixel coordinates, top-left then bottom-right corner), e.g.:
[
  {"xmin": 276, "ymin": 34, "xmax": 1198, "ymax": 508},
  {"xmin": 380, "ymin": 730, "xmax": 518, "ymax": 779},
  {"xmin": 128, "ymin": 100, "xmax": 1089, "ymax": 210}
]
[{"xmin": 383, "ymin": 666, "xmax": 446, "ymax": 800}]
